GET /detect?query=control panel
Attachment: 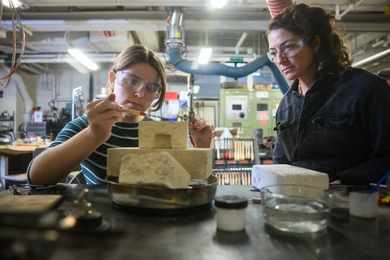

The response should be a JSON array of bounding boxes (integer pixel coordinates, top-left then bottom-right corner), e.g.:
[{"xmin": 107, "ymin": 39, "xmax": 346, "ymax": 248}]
[{"xmin": 225, "ymin": 95, "xmax": 248, "ymax": 120}]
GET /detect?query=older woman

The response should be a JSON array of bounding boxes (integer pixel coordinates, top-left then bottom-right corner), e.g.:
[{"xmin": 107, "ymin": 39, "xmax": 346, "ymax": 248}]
[{"xmin": 268, "ymin": 4, "xmax": 390, "ymax": 184}]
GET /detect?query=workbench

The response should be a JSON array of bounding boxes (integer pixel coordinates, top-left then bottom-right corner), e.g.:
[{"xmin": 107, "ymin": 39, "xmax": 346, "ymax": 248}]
[
  {"xmin": 0, "ymin": 145, "xmax": 47, "ymax": 188},
  {"xmin": 0, "ymin": 184, "xmax": 389, "ymax": 259}
]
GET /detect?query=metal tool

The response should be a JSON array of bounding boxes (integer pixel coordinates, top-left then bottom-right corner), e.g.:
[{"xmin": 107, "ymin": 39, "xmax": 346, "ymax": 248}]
[
  {"xmin": 122, "ymin": 109, "xmax": 171, "ymax": 121},
  {"xmin": 69, "ymin": 188, "xmax": 110, "ymax": 231},
  {"xmin": 186, "ymin": 91, "xmax": 196, "ymax": 147},
  {"xmin": 73, "ymin": 188, "xmax": 92, "ymax": 215},
  {"xmin": 188, "ymin": 91, "xmax": 195, "ymax": 122}
]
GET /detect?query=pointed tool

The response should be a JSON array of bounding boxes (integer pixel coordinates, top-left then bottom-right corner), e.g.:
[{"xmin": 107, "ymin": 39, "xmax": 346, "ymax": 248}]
[{"xmin": 122, "ymin": 109, "xmax": 171, "ymax": 121}]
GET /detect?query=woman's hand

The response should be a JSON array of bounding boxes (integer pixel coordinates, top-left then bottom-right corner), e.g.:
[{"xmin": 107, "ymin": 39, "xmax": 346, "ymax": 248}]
[
  {"xmin": 330, "ymin": 179, "xmax": 341, "ymax": 184},
  {"xmin": 188, "ymin": 116, "xmax": 212, "ymax": 148},
  {"xmin": 85, "ymin": 93, "xmax": 124, "ymax": 143}
]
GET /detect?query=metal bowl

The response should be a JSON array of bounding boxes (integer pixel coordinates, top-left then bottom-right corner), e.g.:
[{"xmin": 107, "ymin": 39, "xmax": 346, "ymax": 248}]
[{"xmin": 106, "ymin": 175, "xmax": 218, "ymax": 215}]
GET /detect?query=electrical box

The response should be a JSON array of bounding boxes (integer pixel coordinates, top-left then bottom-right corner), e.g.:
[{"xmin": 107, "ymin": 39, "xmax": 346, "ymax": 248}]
[
  {"xmin": 220, "ymin": 88, "xmax": 253, "ymax": 137},
  {"xmin": 220, "ymin": 88, "xmax": 283, "ymax": 138},
  {"xmin": 251, "ymin": 89, "xmax": 283, "ymax": 137}
]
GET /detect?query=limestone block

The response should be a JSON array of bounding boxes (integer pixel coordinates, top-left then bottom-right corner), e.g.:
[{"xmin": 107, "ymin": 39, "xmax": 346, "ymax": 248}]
[
  {"xmin": 119, "ymin": 152, "xmax": 191, "ymax": 189},
  {"xmin": 107, "ymin": 148, "xmax": 213, "ymax": 179},
  {"xmin": 252, "ymin": 164, "xmax": 329, "ymax": 190},
  {"xmin": 139, "ymin": 121, "xmax": 188, "ymax": 149}
]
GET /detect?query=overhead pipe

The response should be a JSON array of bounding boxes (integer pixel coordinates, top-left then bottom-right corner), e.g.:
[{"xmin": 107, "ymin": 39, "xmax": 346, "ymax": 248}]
[
  {"xmin": 235, "ymin": 32, "xmax": 248, "ymax": 55},
  {"xmin": 335, "ymin": 4, "xmax": 354, "ymax": 20},
  {"xmin": 335, "ymin": 0, "xmax": 365, "ymax": 20},
  {"xmin": 352, "ymin": 38, "xmax": 388, "ymax": 58},
  {"xmin": 0, "ymin": 66, "xmax": 33, "ymax": 127},
  {"xmin": 165, "ymin": 8, "xmax": 289, "ymax": 94},
  {"xmin": 13, "ymin": 73, "xmax": 33, "ymax": 125},
  {"xmin": 164, "ymin": 7, "xmax": 186, "ymax": 53},
  {"xmin": 168, "ymin": 48, "xmax": 289, "ymax": 93},
  {"xmin": 352, "ymin": 48, "xmax": 390, "ymax": 67}
]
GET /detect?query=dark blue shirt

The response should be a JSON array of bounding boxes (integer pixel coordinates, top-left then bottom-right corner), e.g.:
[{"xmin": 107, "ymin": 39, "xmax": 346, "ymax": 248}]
[{"xmin": 273, "ymin": 67, "xmax": 390, "ymax": 184}]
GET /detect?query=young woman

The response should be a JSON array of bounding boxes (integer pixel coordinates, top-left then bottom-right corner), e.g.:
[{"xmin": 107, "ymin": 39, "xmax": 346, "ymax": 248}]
[
  {"xmin": 267, "ymin": 4, "xmax": 390, "ymax": 184},
  {"xmin": 29, "ymin": 44, "xmax": 212, "ymax": 185}
]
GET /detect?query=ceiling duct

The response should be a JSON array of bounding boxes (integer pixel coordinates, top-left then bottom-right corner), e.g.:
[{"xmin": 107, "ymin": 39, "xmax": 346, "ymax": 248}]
[
  {"xmin": 0, "ymin": 43, "xmax": 37, "ymax": 54},
  {"xmin": 164, "ymin": 7, "xmax": 289, "ymax": 93},
  {"xmin": 267, "ymin": 0, "xmax": 295, "ymax": 17},
  {"xmin": 164, "ymin": 7, "xmax": 186, "ymax": 53},
  {"xmin": 89, "ymin": 31, "xmax": 130, "ymax": 43}
]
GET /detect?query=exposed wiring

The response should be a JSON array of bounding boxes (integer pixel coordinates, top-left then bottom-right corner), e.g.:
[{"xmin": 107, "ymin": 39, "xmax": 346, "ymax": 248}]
[{"xmin": 0, "ymin": 0, "xmax": 26, "ymax": 89}]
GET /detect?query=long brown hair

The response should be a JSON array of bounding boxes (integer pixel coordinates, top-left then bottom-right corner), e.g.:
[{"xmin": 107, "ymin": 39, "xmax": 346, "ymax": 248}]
[
  {"xmin": 267, "ymin": 3, "xmax": 353, "ymax": 81},
  {"xmin": 108, "ymin": 44, "xmax": 166, "ymax": 111}
]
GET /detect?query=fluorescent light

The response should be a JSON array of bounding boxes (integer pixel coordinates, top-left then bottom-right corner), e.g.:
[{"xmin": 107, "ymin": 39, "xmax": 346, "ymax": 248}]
[
  {"xmin": 64, "ymin": 58, "xmax": 89, "ymax": 74},
  {"xmin": 2, "ymin": 0, "xmax": 22, "ymax": 8},
  {"xmin": 352, "ymin": 49, "xmax": 390, "ymax": 67},
  {"xmin": 67, "ymin": 48, "xmax": 99, "ymax": 71},
  {"xmin": 210, "ymin": 0, "xmax": 228, "ymax": 9},
  {"xmin": 198, "ymin": 48, "xmax": 213, "ymax": 64}
]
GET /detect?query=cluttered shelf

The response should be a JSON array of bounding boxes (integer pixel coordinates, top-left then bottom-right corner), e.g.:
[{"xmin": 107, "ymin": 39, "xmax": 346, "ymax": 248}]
[
  {"xmin": 211, "ymin": 131, "xmax": 275, "ymax": 185},
  {"xmin": 0, "ymin": 111, "xmax": 16, "ymax": 141},
  {"xmin": 212, "ymin": 168, "xmax": 252, "ymax": 186},
  {"xmin": 213, "ymin": 137, "xmax": 257, "ymax": 167},
  {"xmin": 212, "ymin": 134, "xmax": 257, "ymax": 185}
]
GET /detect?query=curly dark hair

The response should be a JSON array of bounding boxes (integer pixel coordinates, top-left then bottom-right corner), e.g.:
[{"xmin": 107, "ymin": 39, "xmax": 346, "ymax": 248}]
[
  {"xmin": 378, "ymin": 69, "xmax": 390, "ymax": 79},
  {"xmin": 267, "ymin": 3, "xmax": 352, "ymax": 81}
]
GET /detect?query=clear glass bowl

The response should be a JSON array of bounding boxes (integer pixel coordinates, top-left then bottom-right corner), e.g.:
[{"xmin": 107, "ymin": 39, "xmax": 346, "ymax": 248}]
[{"xmin": 260, "ymin": 185, "xmax": 334, "ymax": 233}]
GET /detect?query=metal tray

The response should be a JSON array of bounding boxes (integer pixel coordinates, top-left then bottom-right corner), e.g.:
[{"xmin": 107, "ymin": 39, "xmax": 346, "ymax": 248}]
[{"xmin": 106, "ymin": 175, "xmax": 218, "ymax": 215}]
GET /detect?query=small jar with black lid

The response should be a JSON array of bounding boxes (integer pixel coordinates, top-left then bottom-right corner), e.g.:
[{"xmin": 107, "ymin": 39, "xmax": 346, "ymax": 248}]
[{"xmin": 214, "ymin": 195, "xmax": 248, "ymax": 232}]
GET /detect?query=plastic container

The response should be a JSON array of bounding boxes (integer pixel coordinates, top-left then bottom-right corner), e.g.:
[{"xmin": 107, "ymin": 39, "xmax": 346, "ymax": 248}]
[
  {"xmin": 214, "ymin": 195, "xmax": 248, "ymax": 231},
  {"xmin": 349, "ymin": 191, "xmax": 378, "ymax": 218}
]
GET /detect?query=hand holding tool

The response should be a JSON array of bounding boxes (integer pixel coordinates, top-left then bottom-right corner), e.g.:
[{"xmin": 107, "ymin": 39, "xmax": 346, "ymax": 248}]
[
  {"xmin": 186, "ymin": 92, "xmax": 196, "ymax": 147},
  {"xmin": 122, "ymin": 109, "xmax": 170, "ymax": 121}
]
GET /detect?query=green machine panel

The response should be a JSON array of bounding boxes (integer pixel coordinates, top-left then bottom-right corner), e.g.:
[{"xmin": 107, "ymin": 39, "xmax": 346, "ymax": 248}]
[
  {"xmin": 220, "ymin": 89, "xmax": 253, "ymax": 137},
  {"xmin": 220, "ymin": 88, "xmax": 284, "ymax": 138},
  {"xmin": 251, "ymin": 89, "xmax": 284, "ymax": 137}
]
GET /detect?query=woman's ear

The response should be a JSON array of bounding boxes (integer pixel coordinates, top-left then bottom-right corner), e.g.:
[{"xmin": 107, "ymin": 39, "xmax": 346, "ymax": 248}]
[
  {"xmin": 312, "ymin": 35, "xmax": 321, "ymax": 54},
  {"xmin": 108, "ymin": 70, "xmax": 116, "ymax": 91}
]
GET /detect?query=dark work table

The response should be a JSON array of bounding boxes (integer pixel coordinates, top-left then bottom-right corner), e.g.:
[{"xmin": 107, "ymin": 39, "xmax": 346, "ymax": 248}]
[
  {"xmin": 1, "ymin": 184, "xmax": 389, "ymax": 259},
  {"xmin": 0, "ymin": 147, "xmax": 32, "ymax": 188}
]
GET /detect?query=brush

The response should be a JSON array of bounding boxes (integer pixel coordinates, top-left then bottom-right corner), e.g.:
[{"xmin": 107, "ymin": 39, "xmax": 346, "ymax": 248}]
[
  {"xmin": 369, "ymin": 170, "xmax": 390, "ymax": 194},
  {"xmin": 122, "ymin": 108, "xmax": 171, "ymax": 121}
]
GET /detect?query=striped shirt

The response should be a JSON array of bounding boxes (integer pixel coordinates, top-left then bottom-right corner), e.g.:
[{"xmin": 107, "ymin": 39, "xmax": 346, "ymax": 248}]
[{"xmin": 28, "ymin": 115, "xmax": 154, "ymax": 185}]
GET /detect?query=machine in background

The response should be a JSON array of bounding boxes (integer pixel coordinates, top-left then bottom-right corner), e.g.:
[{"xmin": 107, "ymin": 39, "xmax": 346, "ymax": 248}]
[
  {"xmin": 219, "ymin": 87, "xmax": 283, "ymax": 138},
  {"xmin": 191, "ymin": 100, "xmax": 219, "ymax": 130}
]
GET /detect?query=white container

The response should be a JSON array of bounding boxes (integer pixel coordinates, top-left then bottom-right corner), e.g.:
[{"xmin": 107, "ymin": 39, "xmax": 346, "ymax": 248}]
[
  {"xmin": 349, "ymin": 191, "xmax": 378, "ymax": 218},
  {"xmin": 214, "ymin": 195, "xmax": 248, "ymax": 232}
]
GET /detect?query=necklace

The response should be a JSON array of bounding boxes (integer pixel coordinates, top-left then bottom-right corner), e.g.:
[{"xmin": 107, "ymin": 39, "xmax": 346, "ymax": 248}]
[{"xmin": 298, "ymin": 81, "xmax": 302, "ymax": 95}]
